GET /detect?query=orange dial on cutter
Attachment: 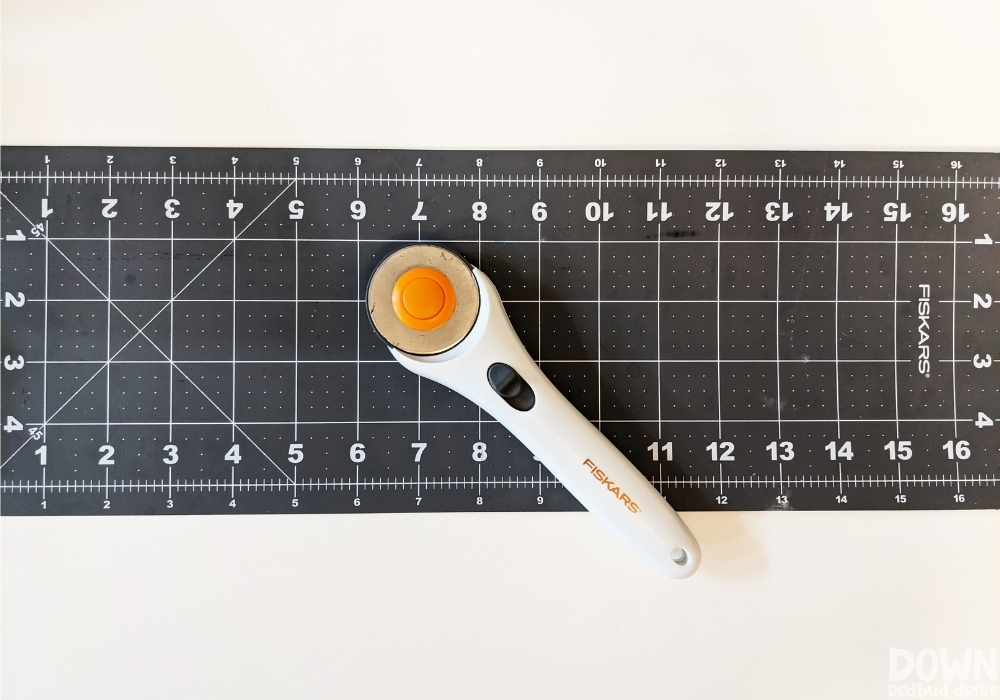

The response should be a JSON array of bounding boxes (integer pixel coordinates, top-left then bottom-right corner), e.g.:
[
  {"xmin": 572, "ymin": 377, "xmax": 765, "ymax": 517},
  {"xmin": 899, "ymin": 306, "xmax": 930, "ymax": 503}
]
[{"xmin": 391, "ymin": 266, "xmax": 456, "ymax": 331}]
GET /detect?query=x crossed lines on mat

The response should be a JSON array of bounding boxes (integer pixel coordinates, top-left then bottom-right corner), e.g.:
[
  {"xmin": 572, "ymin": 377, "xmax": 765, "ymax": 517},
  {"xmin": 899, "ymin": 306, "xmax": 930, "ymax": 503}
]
[{"xmin": 0, "ymin": 184, "xmax": 296, "ymax": 480}]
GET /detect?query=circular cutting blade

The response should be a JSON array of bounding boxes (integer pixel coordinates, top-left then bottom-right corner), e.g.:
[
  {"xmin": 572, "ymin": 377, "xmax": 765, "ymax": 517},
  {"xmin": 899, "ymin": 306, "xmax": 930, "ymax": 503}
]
[{"xmin": 366, "ymin": 244, "xmax": 480, "ymax": 356}]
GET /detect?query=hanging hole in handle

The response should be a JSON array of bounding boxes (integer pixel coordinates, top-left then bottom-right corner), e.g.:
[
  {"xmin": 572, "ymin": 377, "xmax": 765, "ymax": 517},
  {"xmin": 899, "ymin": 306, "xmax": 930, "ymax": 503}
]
[{"xmin": 670, "ymin": 548, "xmax": 688, "ymax": 565}]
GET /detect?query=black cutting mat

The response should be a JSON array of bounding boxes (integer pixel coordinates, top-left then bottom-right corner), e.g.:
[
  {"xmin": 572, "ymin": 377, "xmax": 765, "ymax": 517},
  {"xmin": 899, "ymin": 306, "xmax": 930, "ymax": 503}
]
[{"xmin": 1, "ymin": 147, "xmax": 997, "ymax": 515}]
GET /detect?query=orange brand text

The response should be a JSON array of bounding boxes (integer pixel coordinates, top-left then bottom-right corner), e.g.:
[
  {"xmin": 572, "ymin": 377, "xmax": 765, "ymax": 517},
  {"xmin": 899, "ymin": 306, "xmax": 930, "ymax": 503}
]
[{"xmin": 583, "ymin": 458, "xmax": 641, "ymax": 514}]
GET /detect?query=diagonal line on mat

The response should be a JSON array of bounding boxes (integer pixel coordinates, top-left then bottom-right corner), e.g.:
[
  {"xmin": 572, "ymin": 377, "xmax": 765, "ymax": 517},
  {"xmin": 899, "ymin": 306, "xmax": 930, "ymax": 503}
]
[
  {"xmin": 4, "ymin": 189, "xmax": 160, "ymax": 362},
  {"xmin": 0, "ymin": 191, "xmax": 44, "ymax": 232},
  {"xmin": 4, "ymin": 180, "xmax": 295, "ymax": 369},
  {"xmin": 1, "ymin": 363, "xmax": 108, "ymax": 468},
  {"xmin": 168, "ymin": 364, "xmax": 293, "ymax": 482},
  {"xmin": 0, "ymin": 186, "xmax": 296, "ymax": 481},
  {"xmin": 67, "ymin": 178, "xmax": 296, "ymax": 364}
]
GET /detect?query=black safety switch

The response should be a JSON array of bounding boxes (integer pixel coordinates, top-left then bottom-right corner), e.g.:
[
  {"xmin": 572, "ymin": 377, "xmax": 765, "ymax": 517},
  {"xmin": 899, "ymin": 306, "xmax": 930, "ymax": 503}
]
[{"xmin": 487, "ymin": 363, "xmax": 535, "ymax": 411}]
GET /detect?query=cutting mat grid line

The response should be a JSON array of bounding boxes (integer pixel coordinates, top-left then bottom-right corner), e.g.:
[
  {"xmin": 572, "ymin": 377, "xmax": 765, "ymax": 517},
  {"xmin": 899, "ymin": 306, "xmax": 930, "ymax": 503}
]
[{"xmin": 1, "ymin": 148, "xmax": 997, "ymax": 515}]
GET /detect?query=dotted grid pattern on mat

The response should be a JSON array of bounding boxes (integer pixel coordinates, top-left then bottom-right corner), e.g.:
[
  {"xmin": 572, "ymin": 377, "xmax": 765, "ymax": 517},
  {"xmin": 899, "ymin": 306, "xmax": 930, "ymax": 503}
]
[{"xmin": 0, "ymin": 148, "xmax": 997, "ymax": 515}]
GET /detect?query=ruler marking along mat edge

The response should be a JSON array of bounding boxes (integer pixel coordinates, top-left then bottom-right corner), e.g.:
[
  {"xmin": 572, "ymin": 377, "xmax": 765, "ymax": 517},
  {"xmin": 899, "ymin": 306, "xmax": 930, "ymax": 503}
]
[{"xmin": 0, "ymin": 147, "xmax": 997, "ymax": 516}]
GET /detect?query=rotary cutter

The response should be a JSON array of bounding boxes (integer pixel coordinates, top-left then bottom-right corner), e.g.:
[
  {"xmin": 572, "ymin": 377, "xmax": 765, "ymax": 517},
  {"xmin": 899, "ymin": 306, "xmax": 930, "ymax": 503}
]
[{"xmin": 367, "ymin": 244, "xmax": 701, "ymax": 578}]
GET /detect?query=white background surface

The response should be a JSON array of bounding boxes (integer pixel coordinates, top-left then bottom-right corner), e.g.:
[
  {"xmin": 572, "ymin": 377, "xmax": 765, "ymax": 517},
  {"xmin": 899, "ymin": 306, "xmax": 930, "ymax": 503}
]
[{"xmin": 2, "ymin": 1, "xmax": 999, "ymax": 698}]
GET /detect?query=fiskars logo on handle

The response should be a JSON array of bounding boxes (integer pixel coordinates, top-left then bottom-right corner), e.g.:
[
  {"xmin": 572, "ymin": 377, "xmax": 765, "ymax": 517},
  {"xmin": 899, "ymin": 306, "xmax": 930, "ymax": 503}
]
[{"xmin": 583, "ymin": 458, "xmax": 641, "ymax": 514}]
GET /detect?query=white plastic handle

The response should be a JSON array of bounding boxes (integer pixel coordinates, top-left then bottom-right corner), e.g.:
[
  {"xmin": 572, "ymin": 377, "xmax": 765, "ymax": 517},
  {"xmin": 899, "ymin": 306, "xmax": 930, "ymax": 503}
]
[{"xmin": 391, "ymin": 268, "xmax": 701, "ymax": 578}]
